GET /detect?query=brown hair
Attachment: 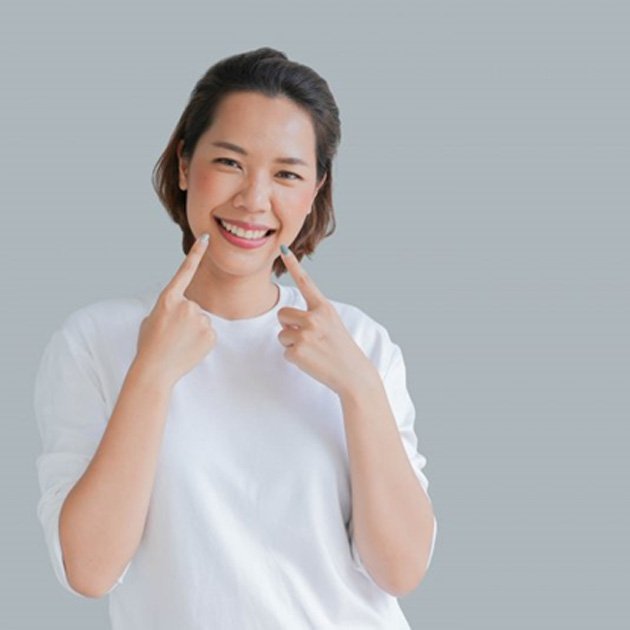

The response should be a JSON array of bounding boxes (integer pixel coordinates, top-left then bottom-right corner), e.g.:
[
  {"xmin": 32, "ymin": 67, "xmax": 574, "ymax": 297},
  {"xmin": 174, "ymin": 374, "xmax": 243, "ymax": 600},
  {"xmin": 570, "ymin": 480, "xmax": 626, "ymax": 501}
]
[{"xmin": 151, "ymin": 47, "xmax": 341, "ymax": 277}]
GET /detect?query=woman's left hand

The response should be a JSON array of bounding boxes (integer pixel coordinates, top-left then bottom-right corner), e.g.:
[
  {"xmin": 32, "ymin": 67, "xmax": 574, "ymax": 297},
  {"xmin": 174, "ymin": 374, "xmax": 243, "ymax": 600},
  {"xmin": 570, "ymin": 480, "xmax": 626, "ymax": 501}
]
[{"xmin": 276, "ymin": 245, "xmax": 378, "ymax": 397}]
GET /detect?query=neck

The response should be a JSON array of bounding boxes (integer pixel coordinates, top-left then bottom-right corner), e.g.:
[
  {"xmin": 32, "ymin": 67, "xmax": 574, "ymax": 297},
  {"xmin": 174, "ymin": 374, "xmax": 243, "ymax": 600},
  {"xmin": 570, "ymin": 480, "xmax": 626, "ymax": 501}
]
[{"xmin": 183, "ymin": 266, "xmax": 279, "ymax": 321}]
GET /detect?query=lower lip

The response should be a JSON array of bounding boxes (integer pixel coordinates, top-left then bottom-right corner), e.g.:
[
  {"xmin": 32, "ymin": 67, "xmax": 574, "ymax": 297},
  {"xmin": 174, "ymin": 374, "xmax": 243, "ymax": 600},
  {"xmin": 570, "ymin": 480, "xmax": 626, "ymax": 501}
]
[{"xmin": 215, "ymin": 219, "xmax": 276, "ymax": 249}]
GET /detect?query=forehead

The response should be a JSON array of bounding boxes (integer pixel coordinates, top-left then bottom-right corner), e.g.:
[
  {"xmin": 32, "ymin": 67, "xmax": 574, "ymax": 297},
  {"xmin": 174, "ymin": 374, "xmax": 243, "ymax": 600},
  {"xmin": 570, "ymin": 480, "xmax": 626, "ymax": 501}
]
[{"xmin": 203, "ymin": 91, "xmax": 316, "ymax": 154}]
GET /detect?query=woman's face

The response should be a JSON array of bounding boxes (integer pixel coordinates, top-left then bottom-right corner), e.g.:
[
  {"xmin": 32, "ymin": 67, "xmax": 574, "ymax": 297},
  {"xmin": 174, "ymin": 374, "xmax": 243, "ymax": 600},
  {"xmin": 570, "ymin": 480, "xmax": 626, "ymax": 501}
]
[{"xmin": 177, "ymin": 91, "xmax": 326, "ymax": 278}]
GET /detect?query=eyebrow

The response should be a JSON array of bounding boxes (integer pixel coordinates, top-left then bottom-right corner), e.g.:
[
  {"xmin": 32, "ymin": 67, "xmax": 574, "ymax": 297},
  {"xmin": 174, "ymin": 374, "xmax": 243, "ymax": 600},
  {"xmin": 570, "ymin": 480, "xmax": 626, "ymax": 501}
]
[{"xmin": 210, "ymin": 141, "xmax": 310, "ymax": 167}]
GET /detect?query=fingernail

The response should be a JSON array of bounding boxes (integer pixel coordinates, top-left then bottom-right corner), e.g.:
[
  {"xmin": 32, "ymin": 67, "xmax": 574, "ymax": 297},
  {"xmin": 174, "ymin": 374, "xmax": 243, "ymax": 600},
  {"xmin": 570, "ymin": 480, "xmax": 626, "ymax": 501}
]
[
  {"xmin": 280, "ymin": 244, "xmax": 289, "ymax": 256},
  {"xmin": 200, "ymin": 233, "xmax": 209, "ymax": 243}
]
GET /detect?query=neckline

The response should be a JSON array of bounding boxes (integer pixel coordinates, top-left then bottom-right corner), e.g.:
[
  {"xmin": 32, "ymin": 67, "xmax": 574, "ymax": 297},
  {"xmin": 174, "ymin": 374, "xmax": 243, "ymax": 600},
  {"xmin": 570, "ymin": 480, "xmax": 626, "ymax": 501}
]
[
  {"xmin": 140, "ymin": 280, "xmax": 293, "ymax": 328},
  {"xmin": 199, "ymin": 281, "xmax": 290, "ymax": 327}
]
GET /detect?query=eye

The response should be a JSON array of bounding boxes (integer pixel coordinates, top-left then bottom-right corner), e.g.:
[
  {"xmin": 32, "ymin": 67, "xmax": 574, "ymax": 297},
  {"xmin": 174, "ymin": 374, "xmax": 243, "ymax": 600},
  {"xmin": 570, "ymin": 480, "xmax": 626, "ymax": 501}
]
[
  {"xmin": 278, "ymin": 171, "xmax": 303, "ymax": 181},
  {"xmin": 214, "ymin": 158, "xmax": 240, "ymax": 168},
  {"xmin": 214, "ymin": 158, "xmax": 302, "ymax": 181}
]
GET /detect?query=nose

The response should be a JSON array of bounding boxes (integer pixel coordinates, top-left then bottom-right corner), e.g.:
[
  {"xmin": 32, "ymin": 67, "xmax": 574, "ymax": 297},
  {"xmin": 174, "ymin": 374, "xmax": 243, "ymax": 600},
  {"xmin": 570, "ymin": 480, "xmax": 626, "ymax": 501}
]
[{"xmin": 232, "ymin": 173, "xmax": 272, "ymax": 215}]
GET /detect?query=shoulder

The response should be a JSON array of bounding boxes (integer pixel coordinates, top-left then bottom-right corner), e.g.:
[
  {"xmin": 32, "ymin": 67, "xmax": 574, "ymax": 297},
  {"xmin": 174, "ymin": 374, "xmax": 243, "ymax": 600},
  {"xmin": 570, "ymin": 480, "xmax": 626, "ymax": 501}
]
[
  {"xmin": 287, "ymin": 285, "xmax": 397, "ymax": 371},
  {"xmin": 35, "ymin": 283, "xmax": 160, "ymax": 400},
  {"xmin": 53, "ymin": 281, "xmax": 160, "ymax": 355},
  {"xmin": 330, "ymin": 296, "xmax": 397, "ymax": 370}
]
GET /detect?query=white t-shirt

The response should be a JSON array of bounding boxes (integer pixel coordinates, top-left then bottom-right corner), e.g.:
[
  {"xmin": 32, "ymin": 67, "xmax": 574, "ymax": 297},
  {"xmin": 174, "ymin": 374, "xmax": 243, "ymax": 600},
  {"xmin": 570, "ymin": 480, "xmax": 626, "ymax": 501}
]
[{"xmin": 34, "ymin": 279, "xmax": 437, "ymax": 630}]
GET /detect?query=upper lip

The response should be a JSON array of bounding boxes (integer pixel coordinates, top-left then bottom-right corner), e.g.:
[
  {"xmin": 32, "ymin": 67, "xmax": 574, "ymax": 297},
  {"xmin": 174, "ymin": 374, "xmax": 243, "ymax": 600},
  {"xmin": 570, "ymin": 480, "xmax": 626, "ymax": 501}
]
[{"xmin": 215, "ymin": 216, "xmax": 277, "ymax": 231}]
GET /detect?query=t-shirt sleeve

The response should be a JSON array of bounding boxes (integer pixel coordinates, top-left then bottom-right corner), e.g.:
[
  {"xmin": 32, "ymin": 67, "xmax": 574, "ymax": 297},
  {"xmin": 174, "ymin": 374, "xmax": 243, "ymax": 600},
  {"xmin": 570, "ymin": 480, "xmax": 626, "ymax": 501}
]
[
  {"xmin": 33, "ymin": 323, "xmax": 132, "ymax": 598},
  {"xmin": 348, "ymin": 339, "xmax": 437, "ymax": 583}
]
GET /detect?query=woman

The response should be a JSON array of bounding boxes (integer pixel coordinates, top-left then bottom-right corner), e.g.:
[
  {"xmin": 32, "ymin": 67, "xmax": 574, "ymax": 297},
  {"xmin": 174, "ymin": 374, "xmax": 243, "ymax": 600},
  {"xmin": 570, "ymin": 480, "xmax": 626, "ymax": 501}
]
[{"xmin": 34, "ymin": 47, "xmax": 437, "ymax": 629}]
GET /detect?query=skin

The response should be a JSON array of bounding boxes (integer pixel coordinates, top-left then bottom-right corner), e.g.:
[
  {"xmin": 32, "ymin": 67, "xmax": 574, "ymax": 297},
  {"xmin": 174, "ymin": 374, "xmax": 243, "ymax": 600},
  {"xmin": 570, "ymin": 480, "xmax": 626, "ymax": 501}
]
[
  {"xmin": 276, "ymin": 246, "xmax": 377, "ymax": 397},
  {"xmin": 166, "ymin": 93, "xmax": 435, "ymax": 594},
  {"xmin": 59, "ymin": 93, "xmax": 434, "ymax": 599},
  {"xmin": 177, "ymin": 90, "xmax": 326, "ymax": 321},
  {"xmin": 278, "ymin": 248, "xmax": 436, "ymax": 595}
]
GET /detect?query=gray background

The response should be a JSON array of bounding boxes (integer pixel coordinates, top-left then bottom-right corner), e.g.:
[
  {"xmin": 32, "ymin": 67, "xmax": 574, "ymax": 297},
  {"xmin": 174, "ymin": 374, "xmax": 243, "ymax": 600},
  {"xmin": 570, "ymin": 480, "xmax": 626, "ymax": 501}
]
[{"xmin": 2, "ymin": 0, "xmax": 628, "ymax": 628}]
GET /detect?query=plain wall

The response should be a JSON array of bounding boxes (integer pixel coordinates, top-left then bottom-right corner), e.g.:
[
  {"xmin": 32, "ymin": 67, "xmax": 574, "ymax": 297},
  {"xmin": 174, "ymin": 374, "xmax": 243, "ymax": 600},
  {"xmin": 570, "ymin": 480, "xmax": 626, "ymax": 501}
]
[{"xmin": 2, "ymin": 0, "xmax": 628, "ymax": 627}]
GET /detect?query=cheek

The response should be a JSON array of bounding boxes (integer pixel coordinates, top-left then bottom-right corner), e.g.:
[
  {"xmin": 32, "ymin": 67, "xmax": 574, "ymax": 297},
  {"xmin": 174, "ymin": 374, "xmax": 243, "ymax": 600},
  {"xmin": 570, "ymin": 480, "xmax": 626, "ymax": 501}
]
[
  {"xmin": 190, "ymin": 170, "xmax": 222, "ymax": 195},
  {"xmin": 273, "ymin": 187, "xmax": 314, "ymax": 222},
  {"xmin": 283, "ymin": 189, "xmax": 316, "ymax": 221}
]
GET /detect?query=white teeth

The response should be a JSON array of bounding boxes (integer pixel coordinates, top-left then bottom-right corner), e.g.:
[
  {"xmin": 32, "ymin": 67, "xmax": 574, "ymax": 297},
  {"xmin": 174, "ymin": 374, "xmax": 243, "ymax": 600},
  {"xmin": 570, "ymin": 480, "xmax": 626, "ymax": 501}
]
[{"xmin": 219, "ymin": 218, "xmax": 271, "ymax": 240}]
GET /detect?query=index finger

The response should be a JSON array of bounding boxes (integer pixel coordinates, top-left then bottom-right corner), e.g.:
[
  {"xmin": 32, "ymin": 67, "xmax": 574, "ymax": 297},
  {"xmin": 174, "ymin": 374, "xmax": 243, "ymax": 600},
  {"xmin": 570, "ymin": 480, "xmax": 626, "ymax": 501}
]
[
  {"xmin": 279, "ymin": 244, "xmax": 326, "ymax": 310},
  {"xmin": 165, "ymin": 233, "xmax": 209, "ymax": 297}
]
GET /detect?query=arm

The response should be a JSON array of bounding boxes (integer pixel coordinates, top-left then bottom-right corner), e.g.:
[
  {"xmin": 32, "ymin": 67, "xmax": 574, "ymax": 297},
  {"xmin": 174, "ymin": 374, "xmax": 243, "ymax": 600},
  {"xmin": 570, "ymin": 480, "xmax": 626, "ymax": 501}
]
[
  {"xmin": 38, "ymin": 235, "xmax": 214, "ymax": 598},
  {"xmin": 59, "ymin": 357, "xmax": 173, "ymax": 598},
  {"xmin": 340, "ymin": 366, "xmax": 436, "ymax": 597}
]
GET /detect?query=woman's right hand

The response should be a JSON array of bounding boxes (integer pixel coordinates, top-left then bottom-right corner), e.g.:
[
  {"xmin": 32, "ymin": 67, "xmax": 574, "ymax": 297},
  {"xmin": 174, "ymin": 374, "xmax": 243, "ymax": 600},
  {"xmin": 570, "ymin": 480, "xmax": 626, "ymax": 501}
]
[{"xmin": 135, "ymin": 234, "xmax": 216, "ymax": 388}]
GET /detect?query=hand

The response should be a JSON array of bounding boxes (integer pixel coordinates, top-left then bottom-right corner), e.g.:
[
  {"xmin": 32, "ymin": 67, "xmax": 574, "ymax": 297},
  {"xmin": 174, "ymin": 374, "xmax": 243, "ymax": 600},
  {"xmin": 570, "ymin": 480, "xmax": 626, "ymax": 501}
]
[
  {"xmin": 135, "ymin": 234, "xmax": 217, "ymax": 387},
  {"xmin": 277, "ymin": 245, "xmax": 377, "ymax": 397}
]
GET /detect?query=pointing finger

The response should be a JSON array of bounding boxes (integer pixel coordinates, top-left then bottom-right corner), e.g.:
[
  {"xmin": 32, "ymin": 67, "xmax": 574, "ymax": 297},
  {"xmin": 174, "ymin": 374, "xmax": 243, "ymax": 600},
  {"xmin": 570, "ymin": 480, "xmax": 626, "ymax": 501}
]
[
  {"xmin": 279, "ymin": 244, "xmax": 326, "ymax": 311},
  {"xmin": 166, "ymin": 233, "xmax": 209, "ymax": 298}
]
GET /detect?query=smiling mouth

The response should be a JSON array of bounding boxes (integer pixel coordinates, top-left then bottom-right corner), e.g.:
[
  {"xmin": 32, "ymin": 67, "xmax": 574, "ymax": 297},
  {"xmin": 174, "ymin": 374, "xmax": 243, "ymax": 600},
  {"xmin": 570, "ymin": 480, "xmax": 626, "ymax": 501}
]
[
  {"xmin": 214, "ymin": 216, "xmax": 277, "ymax": 238},
  {"xmin": 214, "ymin": 217, "xmax": 277, "ymax": 238}
]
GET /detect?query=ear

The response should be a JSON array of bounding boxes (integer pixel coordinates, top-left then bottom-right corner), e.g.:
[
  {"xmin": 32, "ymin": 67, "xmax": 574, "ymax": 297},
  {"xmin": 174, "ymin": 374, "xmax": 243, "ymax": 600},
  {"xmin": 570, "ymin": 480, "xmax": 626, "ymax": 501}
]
[
  {"xmin": 177, "ymin": 139, "xmax": 189, "ymax": 191},
  {"xmin": 313, "ymin": 172, "xmax": 327, "ymax": 199}
]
